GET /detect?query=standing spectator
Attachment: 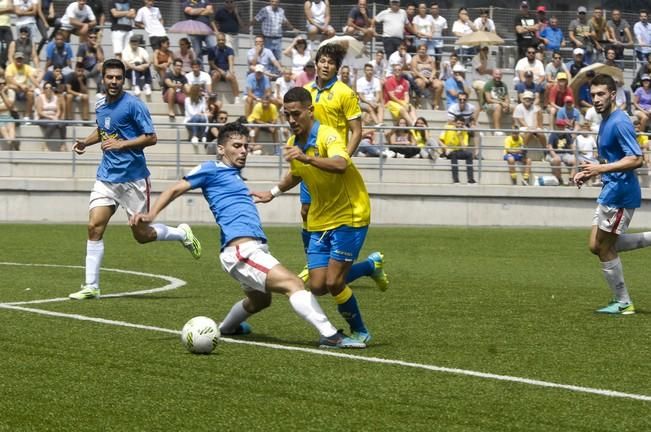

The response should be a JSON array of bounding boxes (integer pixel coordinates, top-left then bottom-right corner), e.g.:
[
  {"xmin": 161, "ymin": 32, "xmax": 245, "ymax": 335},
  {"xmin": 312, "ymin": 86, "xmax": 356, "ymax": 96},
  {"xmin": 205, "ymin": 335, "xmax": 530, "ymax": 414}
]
[
  {"xmin": 110, "ymin": 0, "xmax": 136, "ymax": 59},
  {"xmin": 0, "ymin": 0, "xmax": 12, "ymax": 68},
  {"xmin": 451, "ymin": 7, "xmax": 477, "ymax": 64},
  {"xmin": 122, "ymin": 35, "xmax": 153, "ymax": 96},
  {"xmin": 514, "ymin": 1, "xmax": 540, "ymax": 59},
  {"xmin": 482, "ymin": 69, "xmax": 511, "ymax": 135},
  {"xmin": 607, "ymin": 9, "xmax": 633, "ymax": 61},
  {"xmin": 383, "ymin": 62, "xmax": 416, "ymax": 125},
  {"xmin": 547, "ymin": 71, "xmax": 573, "ymax": 121},
  {"xmin": 411, "ymin": 2, "xmax": 435, "ymax": 56},
  {"xmin": 174, "ymin": 38, "xmax": 196, "ymax": 74},
  {"xmin": 0, "ymin": 75, "xmax": 17, "ymax": 150},
  {"xmin": 65, "ymin": 63, "xmax": 90, "ymax": 121},
  {"xmin": 59, "ymin": 1, "xmax": 97, "ymax": 43},
  {"xmin": 540, "ymin": 16, "xmax": 565, "ymax": 56},
  {"xmin": 13, "ymin": 0, "xmax": 40, "ymax": 46},
  {"xmin": 374, "ymin": 0, "xmax": 411, "ymax": 58},
  {"xmin": 439, "ymin": 115, "xmax": 476, "ymax": 184},
  {"xmin": 294, "ymin": 60, "xmax": 315, "ymax": 88},
  {"xmin": 566, "ymin": 47, "xmax": 588, "ymax": 78},
  {"xmin": 85, "ymin": 0, "xmax": 105, "ymax": 41},
  {"xmin": 356, "ymin": 63, "xmax": 383, "ymax": 125},
  {"xmin": 634, "ymin": 10, "xmax": 651, "ymax": 68},
  {"xmin": 45, "ymin": 31, "xmax": 74, "ymax": 74},
  {"xmin": 209, "ymin": 32, "xmax": 240, "ymax": 103},
  {"xmin": 444, "ymin": 63, "xmax": 470, "ymax": 108},
  {"xmin": 283, "ymin": 35, "xmax": 312, "ymax": 77},
  {"xmin": 182, "ymin": 0, "xmax": 216, "ymax": 60},
  {"xmin": 247, "ymin": 34, "xmax": 282, "ymax": 79},
  {"xmin": 76, "ymin": 31, "xmax": 104, "ymax": 88},
  {"xmin": 473, "ymin": 8, "xmax": 495, "ymax": 33},
  {"xmin": 212, "ymin": 0, "xmax": 244, "ymax": 51},
  {"xmin": 247, "ymin": 95, "xmax": 279, "ymax": 154},
  {"xmin": 633, "ymin": 74, "xmax": 651, "ymax": 132},
  {"xmin": 8, "ymin": 26, "xmax": 39, "ymax": 68},
  {"xmin": 184, "ymin": 59, "xmax": 211, "ymax": 94},
  {"xmin": 429, "ymin": 2, "xmax": 447, "ymax": 66},
  {"xmin": 504, "ymin": 129, "xmax": 531, "ymax": 185},
  {"xmin": 5, "ymin": 52, "xmax": 37, "ymax": 120},
  {"xmin": 245, "ymin": 64, "xmax": 272, "ymax": 117},
  {"xmin": 184, "ymin": 83, "xmax": 208, "ymax": 150},
  {"xmin": 135, "ymin": 0, "xmax": 167, "ymax": 51},
  {"xmin": 152, "ymin": 36, "xmax": 173, "ymax": 84},
  {"xmin": 403, "ymin": 2, "xmax": 417, "ymax": 53},
  {"xmin": 254, "ymin": 0, "xmax": 297, "ymax": 63},
  {"xmin": 411, "ymin": 44, "xmax": 442, "ymax": 109},
  {"xmin": 569, "ymin": 6, "xmax": 594, "ymax": 64},
  {"xmin": 163, "ymin": 59, "xmax": 187, "ymax": 119},
  {"xmin": 513, "ymin": 90, "xmax": 547, "ymax": 151},
  {"xmin": 590, "ymin": 7, "xmax": 609, "ymax": 61},
  {"xmin": 343, "ymin": 0, "xmax": 375, "ymax": 43},
  {"xmin": 35, "ymin": 83, "xmax": 66, "ymax": 151},
  {"xmin": 304, "ymin": 0, "xmax": 334, "ymax": 41}
]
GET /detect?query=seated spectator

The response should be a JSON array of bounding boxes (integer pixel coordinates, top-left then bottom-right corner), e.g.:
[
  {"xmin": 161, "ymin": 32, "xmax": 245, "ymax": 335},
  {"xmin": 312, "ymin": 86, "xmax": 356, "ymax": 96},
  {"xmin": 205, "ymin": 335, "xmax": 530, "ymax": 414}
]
[
  {"xmin": 245, "ymin": 64, "xmax": 272, "ymax": 117},
  {"xmin": 8, "ymin": 27, "xmax": 39, "ymax": 68},
  {"xmin": 566, "ymin": 48, "xmax": 587, "ymax": 78},
  {"xmin": 584, "ymin": 106, "xmax": 602, "ymax": 133},
  {"xmin": 273, "ymin": 67, "xmax": 295, "ymax": 106},
  {"xmin": 603, "ymin": 46, "xmax": 622, "ymax": 69},
  {"xmin": 473, "ymin": 8, "xmax": 495, "ymax": 32},
  {"xmin": 0, "ymin": 76, "xmax": 18, "ymax": 151},
  {"xmin": 294, "ymin": 60, "xmax": 316, "ymax": 88},
  {"xmin": 577, "ymin": 79, "xmax": 594, "ymax": 115},
  {"xmin": 383, "ymin": 62, "xmax": 417, "ymax": 126},
  {"xmin": 174, "ymin": 38, "xmax": 196, "ymax": 74},
  {"xmin": 59, "ymin": 1, "xmax": 97, "ymax": 42},
  {"xmin": 247, "ymin": 34, "xmax": 282, "ymax": 80},
  {"xmin": 387, "ymin": 42, "xmax": 419, "ymax": 98},
  {"xmin": 575, "ymin": 121, "xmax": 597, "ymax": 164},
  {"xmin": 247, "ymin": 95, "xmax": 279, "ymax": 154},
  {"xmin": 513, "ymin": 90, "xmax": 547, "ymax": 150},
  {"xmin": 46, "ymin": 31, "xmax": 74, "ymax": 74},
  {"xmin": 65, "ymin": 63, "xmax": 90, "ymax": 121},
  {"xmin": 35, "ymin": 83, "xmax": 66, "ymax": 151},
  {"xmin": 439, "ymin": 115, "xmax": 476, "ymax": 184},
  {"xmin": 471, "ymin": 45, "xmax": 495, "ymax": 105},
  {"xmin": 633, "ymin": 74, "xmax": 651, "ymax": 132},
  {"xmin": 482, "ymin": 69, "xmax": 511, "ymax": 135},
  {"xmin": 152, "ymin": 36, "xmax": 173, "ymax": 84},
  {"xmin": 205, "ymin": 108, "xmax": 228, "ymax": 154},
  {"xmin": 209, "ymin": 32, "xmax": 240, "ymax": 103},
  {"xmin": 122, "ymin": 35, "xmax": 153, "ymax": 96},
  {"xmin": 634, "ymin": 119, "xmax": 649, "ymax": 167},
  {"xmin": 411, "ymin": 44, "xmax": 443, "ymax": 110},
  {"xmin": 5, "ymin": 52, "xmax": 38, "ymax": 120},
  {"xmin": 514, "ymin": 46, "xmax": 545, "ymax": 86},
  {"xmin": 184, "ymin": 59, "xmax": 212, "ymax": 95},
  {"xmin": 555, "ymin": 95, "xmax": 582, "ymax": 132},
  {"xmin": 370, "ymin": 50, "xmax": 388, "ymax": 84},
  {"xmin": 444, "ymin": 63, "xmax": 471, "ymax": 108},
  {"xmin": 632, "ymin": 53, "xmax": 651, "ymax": 92},
  {"xmin": 41, "ymin": 65, "xmax": 67, "ymax": 95},
  {"xmin": 343, "ymin": 0, "xmax": 376, "ymax": 43},
  {"xmin": 184, "ymin": 84, "xmax": 208, "ymax": 152},
  {"xmin": 163, "ymin": 59, "xmax": 188, "ymax": 119},
  {"xmin": 283, "ymin": 35, "xmax": 312, "ymax": 78},
  {"xmin": 545, "ymin": 51, "xmax": 570, "ymax": 83},
  {"xmin": 539, "ymin": 16, "xmax": 565, "ymax": 56},
  {"xmin": 384, "ymin": 117, "xmax": 419, "ymax": 158},
  {"xmin": 76, "ymin": 30, "xmax": 104, "ymax": 88},
  {"xmin": 411, "ymin": 116, "xmax": 438, "ymax": 159},
  {"xmin": 546, "ymin": 130, "xmax": 575, "ymax": 185},
  {"xmin": 338, "ymin": 65, "xmax": 354, "ymax": 88},
  {"xmin": 607, "ymin": 8, "xmax": 634, "ymax": 61},
  {"xmin": 304, "ymin": 0, "xmax": 335, "ymax": 41},
  {"xmin": 504, "ymin": 128, "xmax": 532, "ymax": 185},
  {"xmin": 356, "ymin": 63, "xmax": 383, "ymax": 126},
  {"xmin": 135, "ymin": 0, "xmax": 168, "ymax": 50},
  {"xmin": 357, "ymin": 129, "xmax": 383, "ymax": 157},
  {"xmin": 439, "ymin": 53, "xmax": 459, "ymax": 82},
  {"xmin": 515, "ymin": 71, "xmax": 544, "ymax": 105},
  {"xmin": 447, "ymin": 91, "xmax": 479, "ymax": 147}
]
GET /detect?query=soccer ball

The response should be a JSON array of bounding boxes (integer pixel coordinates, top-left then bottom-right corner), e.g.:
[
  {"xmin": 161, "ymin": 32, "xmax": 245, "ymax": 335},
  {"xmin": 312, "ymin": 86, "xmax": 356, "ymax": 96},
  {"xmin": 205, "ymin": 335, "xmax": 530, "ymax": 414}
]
[{"xmin": 180, "ymin": 316, "xmax": 220, "ymax": 354}]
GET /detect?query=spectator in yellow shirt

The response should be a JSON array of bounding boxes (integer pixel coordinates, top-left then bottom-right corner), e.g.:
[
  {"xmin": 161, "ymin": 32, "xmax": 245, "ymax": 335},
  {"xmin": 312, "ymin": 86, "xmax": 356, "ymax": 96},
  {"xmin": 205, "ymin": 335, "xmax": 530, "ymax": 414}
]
[
  {"xmin": 504, "ymin": 128, "xmax": 532, "ymax": 185},
  {"xmin": 247, "ymin": 95, "xmax": 279, "ymax": 154},
  {"xmin": 439, "ymin": 116, "xmax": 475, "ymax": 183}
]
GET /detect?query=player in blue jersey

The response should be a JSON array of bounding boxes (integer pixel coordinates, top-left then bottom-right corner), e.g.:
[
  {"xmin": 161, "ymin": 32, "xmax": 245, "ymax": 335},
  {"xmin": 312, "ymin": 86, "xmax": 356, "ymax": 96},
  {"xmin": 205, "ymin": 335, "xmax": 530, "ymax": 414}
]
[
  {"xmin": 574, "ymin": 74, "xmax": 647, "ymax": 315},
  {"xmin": 68, "ymin": 59, "xmax": 202, "ymax": 301},
  {"xmin": 129, "ymin": 121, "xmax": 364, "ymax": 348}
]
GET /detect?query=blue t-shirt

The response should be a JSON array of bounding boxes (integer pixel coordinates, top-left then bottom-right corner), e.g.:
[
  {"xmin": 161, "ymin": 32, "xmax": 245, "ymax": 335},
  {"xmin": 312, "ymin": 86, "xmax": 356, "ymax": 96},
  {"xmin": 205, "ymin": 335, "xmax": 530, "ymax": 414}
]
[
  {"xmin": 209, "ymin": 45, "xmax": 234, "ymax": 71},
  {"xmin": 45, "ymin": 42, "xmax": 74, "ymax": 69},
  {"xmin": 515, "ymin": 81, "xmax": 544, "ymax": 96},
  {"xmin": 245, "ymin": 73, "xmax": 270, "ymax": 98},
  {"xmin": 540, "ymin": 27, "xmax": 563, "ymax": 51},
  {"xmin": 444, "ymin": 77, "xmax": 465, "ymax": 107},
  {"xmin": 556, "ymin": 106, "xmax": 581, "ymax": 125},
  {"xmin": 597, "ymin": 109, "xmax": 642, "ymax": 208},
  {"xmin": 184, "ymin": 161, "xmax": 267, "ymax": 250},
  {"xmin": 95, "ymin": 92, "xmax": 154, "ymax": 182}
]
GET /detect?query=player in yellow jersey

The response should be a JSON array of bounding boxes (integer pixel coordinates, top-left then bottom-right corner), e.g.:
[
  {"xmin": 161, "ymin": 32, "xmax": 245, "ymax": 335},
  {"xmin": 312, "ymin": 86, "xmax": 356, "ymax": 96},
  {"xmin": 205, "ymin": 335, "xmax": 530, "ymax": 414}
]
[{"xmin": 253, "ymin": 87, "xmax": 374, "ymax": 345}]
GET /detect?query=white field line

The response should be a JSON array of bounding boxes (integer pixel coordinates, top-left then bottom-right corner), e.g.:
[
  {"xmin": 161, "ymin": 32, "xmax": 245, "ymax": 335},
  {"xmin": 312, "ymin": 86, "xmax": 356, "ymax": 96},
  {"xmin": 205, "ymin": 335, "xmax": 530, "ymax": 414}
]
[{"xmin": 1, "ymin": 263, "xmax": 650, "ymax": 403}]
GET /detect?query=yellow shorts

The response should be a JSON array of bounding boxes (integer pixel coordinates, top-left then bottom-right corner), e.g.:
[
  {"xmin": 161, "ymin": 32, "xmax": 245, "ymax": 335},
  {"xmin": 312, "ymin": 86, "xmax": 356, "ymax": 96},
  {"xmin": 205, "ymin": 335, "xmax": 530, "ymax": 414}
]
[{"xmin": 385, "ymin": 101, "xmax": 405, "ymax": 120}]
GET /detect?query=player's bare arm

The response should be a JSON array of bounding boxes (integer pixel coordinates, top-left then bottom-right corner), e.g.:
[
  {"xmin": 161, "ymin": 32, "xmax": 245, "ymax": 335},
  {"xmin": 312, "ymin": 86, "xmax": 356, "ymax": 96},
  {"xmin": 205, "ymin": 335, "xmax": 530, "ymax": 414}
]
[
  {"xmin": 252, "ymin": 172, "xmax": 301, "ymax": 203},
  {"xmin": 73, "ymin": 128, "xmax": 101, "ymax": 155},
  {"xmin": 130, "ymin": 179, "xmax": 192, "ymax": 226},
  {"xmin": 283, "ymin": 146, "xmax": 347, "ymax": 173},
  {"xmin": 101, "ymin": 133, "xmax": 157, "ymax": 152},
  {"xmin": 346, "ymin": 117, "xmax": 362, "ymax": 155},
  {"xmin": 574, "ymin": 155, "xmax": 643, "ymax": 187}
]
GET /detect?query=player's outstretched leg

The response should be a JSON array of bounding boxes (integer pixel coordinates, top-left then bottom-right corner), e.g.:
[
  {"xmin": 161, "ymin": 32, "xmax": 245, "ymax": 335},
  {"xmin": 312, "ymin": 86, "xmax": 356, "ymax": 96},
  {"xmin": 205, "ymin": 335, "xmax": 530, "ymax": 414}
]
[{"xmin": 178, "ymin": 223, "xmax": 202, "ymax": 259}]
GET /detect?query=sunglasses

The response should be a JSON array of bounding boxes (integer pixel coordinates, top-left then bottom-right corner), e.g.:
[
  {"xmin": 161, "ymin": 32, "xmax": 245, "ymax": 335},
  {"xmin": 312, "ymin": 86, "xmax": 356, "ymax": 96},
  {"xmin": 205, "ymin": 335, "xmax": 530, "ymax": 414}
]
[{"xmin": 527, "ymin": 51, "xmax": 536, "ymax": 54}]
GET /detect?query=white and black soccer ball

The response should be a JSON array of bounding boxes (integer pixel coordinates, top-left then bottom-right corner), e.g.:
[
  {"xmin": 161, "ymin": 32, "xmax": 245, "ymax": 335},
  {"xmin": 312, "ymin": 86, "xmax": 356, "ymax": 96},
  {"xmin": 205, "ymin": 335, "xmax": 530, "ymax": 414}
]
[{"xmin": 180, "ymin": 316, "xmax": 220, "ymax": 354}]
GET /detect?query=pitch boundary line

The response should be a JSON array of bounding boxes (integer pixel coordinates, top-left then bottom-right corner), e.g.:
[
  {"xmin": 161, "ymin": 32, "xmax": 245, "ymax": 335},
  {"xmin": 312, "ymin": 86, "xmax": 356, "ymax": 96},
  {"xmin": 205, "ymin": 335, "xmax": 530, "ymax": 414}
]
[{"xmin": 1, "ymin": 263, "xmax": 650, "ymax": 403}]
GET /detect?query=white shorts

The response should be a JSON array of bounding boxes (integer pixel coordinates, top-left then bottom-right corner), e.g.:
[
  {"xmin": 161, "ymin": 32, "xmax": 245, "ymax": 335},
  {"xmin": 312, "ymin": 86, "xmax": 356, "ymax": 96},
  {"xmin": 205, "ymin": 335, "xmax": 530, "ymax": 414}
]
[
  {"xmin": 111, "ymin": 30, "xmax": 133, "ymax": 55},
  {"xmin": 592, "ymin": 204, "xmax": 635, "ymax": 235},
  {"xmin": 219, "ymin": 240, "xmax": 279, "ymax": 292},
  {"xmin": 89, "ymin": 178, "xmax": 151, "ymax": 217}
]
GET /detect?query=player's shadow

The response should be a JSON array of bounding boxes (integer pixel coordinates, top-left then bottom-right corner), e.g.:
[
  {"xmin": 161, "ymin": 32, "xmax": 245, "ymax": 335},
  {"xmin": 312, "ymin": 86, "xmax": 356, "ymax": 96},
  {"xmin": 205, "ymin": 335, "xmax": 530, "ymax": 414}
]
[{"xmin": 232, "ymin": 333, "xmax": 387, "ymax": 349}]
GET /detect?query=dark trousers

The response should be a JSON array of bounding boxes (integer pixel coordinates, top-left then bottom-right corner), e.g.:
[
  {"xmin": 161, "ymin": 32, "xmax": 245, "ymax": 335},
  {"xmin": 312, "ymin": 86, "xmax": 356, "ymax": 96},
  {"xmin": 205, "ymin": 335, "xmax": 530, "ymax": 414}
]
[
  {"xmin": 383, "ymin": 37, "xmax": 403, "ymax": 58},
  {"xmin": 449, "ymin": 149, "xmax": 474, "ymax": 183}
]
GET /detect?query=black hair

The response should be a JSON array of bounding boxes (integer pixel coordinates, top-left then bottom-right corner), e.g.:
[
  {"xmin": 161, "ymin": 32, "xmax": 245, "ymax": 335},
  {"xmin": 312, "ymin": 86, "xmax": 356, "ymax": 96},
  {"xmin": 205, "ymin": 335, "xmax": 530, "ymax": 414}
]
[
  {"xmin": 590, "ymin": 74, "xmax": 616, "ymax": 92},
  {"xmin": 217, "ymin": 121, "xmax": 249, "ymax": 147},
  {"xmin": 102, "ymin": 58, "xmax": 125, "ymax": 77},
  {"xmin": 315, "ymin": 44, "xmax": 346, "ymax": 70},
  {"xmin": 283, "ymin": 86, "xmax": 313, "ymax": 106}
]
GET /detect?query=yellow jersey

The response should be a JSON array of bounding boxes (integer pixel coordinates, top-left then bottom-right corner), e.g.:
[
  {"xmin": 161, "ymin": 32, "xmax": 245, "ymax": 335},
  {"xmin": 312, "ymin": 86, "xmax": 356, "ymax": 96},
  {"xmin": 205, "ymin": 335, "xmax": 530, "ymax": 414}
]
[
  {"xmin": 637, "ymin": 133, "xmax": 649, "ymax": 150},
  {"xmin": 439, "ymin": 124, "xmax": 469, "ymax": 148},
  {"xmin": 504, "ymin": 135, "xmax": 525, "ymax": 153},
  {"xmin": 305, "ymin": 78, "xmax": 361, "ymax": 146},
  {"xmin": 247, "ymin": 102, "xmax": 278, "ymax": 123},
  {"xmin": 288, "ymin": 122, "xmax": 370, "ymax": 231}
]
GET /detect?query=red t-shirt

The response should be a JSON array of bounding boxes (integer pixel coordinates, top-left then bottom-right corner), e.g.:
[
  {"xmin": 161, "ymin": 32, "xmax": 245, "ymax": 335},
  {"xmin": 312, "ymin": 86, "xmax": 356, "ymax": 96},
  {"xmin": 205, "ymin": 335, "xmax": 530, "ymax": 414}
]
[{"xmin": 383, "ymin": 75, "xmax": 410, "ymax": 104}]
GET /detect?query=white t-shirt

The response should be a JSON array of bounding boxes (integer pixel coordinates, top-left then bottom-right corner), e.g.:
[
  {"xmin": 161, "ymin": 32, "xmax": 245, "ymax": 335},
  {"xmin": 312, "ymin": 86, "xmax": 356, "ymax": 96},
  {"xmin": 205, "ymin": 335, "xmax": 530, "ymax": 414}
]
[
  {"xmin": 412, "ymin": 15, "xmax": 435, "ymax": 38},
  {"xmin": 275, "ymin": 77, "xmax": 295, "ymax": 99},
  {"xmin": 374, "ymin": 8, "xmax": 408, "ymax": 38},
  {"xmin": 513, "ymin": 103, "xmax": 540, "ymax": 128},
  {"xmin": 290, "ymin": 48, "xmax": 312, "ymax": 75},
  {"xmin": 13, "ymin": 0, "xmax": 37, "ymax": 27},
  {"xmin": 431, "ymin": 15, "xmax": 448, "ymax": 38},
  {"xmin": 371, "ymin": 59, "xmax": 388, "ymax": 80},
  {"xmin": 584, "ymin": 107, "xmax": 602, "ymax": 133},
  {"xmin": 60, "ymin": 2, "xmax": 96, "ymax": 31},
  {"xmin": 514, "ymin": 58, "xmax": 545, "ymax": 82},
  {"xmin": 575, "ymin": 134, "xmax": 596, "ymax": 157},
  {"xmin": 387, "ymin": 51, "xmax": 412, "ymax": 77},
  {"xmin": 185, "ymin": 71, "xmax": 212, "ymax": 90},
  {"xmin": 356, "ymin": 76, "xmax": 381, "ymax": 104},
  {"xmin": 473, "ymin": 17, "xmax": 495, "ymax": 32},
  {"xmin": 135, "ymin": 6, "xmax": 167, "ymax": 37},
  {"xmin": 452, "ymin": 20, "xmax": 473, "ymax": 36}
]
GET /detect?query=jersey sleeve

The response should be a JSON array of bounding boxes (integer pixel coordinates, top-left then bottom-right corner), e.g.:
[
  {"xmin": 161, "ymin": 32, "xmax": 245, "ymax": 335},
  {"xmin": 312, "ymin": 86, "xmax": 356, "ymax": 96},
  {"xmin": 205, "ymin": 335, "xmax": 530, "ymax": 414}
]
[
  {"xmin": 321, "ymin": 127, "xmax": 350, "ymax": 163},
  {"xmin": 616, "ymin": 120, "xmax": 642, "ymax": 157},
  {"xmin": 341, "ymin": 86, "xmax": 362, "ymax": 121},
  {"xmin": 183, "ymin": 162, "xmax": 212, "ymax": 190},
  {"xmin": 131, "ymin": 99, "xmax": 155, "ymax": 135}
]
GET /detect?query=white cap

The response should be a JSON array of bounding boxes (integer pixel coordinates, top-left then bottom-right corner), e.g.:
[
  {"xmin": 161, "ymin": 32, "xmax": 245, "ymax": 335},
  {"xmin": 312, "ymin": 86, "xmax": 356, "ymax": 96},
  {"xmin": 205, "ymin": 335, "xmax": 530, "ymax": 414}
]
[
  {"xmin": 452, "ymin": 64, "xmax": 466, "ymax": 73},
  {"xmin": 573, "ymin": 47, "xmax": 584, "ymax": 56},
  {"xmin": 522, "ymin": 90, "xmax": 534, "ymax": 100},
  {"xmin": 254, "ymin": 64, "xmax": 265, "ymax": 73}
]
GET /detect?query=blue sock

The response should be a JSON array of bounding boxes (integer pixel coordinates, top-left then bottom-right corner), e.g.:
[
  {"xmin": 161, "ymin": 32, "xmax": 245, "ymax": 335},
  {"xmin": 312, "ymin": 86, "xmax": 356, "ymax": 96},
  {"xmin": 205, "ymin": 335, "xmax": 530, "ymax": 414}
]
[
  {"xmin": 301, "ymin": 229, "xmax": 310, "ymax": 254},
  {"xmin": 345, "ymin": 258, "xmax": 374, "ymax": 283},
  {"xmin": 335, "ymin": 287, "xmax": 367, "ymax": 333}
]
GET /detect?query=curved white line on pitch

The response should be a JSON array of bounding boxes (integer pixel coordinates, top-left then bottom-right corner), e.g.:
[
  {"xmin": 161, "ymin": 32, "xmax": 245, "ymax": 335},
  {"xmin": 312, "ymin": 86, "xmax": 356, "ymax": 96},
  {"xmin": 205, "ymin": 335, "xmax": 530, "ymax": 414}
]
[{"xmin": 0, "ymin": 262, "xmax": 186, "ymax": 305}]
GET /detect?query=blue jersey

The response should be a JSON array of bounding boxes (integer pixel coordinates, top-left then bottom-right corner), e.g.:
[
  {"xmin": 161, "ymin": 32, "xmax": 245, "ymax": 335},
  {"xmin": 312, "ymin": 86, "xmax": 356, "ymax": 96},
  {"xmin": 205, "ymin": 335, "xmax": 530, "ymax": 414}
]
[
  {"xmin": 597, "ymin": 109, "xmax": 642, "ymax": 208},
  {"xmin": 184, "ymin": 161, "xmax": 267, "ymax": 250},
  {"xmin": 95, "ymin": 92, "xmax": 154, "ymax": 182}
]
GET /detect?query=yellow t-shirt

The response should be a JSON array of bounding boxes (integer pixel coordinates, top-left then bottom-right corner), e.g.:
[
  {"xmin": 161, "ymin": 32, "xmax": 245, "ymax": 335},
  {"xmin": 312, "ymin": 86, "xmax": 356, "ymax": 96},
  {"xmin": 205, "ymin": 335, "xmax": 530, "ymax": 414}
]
[
  {"xmin": 288, "ymin": 122, "xmax": 370, "ymax": 231},
  {"xmin": 247, "ymin": 102, "xmax": 278, "ymax": 123},
  {"xmin": 637, "ymin": 134, "xmax": 649, "ymax": 150},
  {"xmin": 305, "ymin": 79, "xmax": 362, "ymax": 146},
  {"xmin": 439, "ymin": 124, "xmax": 469, "ymax": 148},
  {"xmin": 504, "ymin": 135, "xmax": 525, "ymax": 153},
  {"xmin": 5, "ymin": 63, "xmax": 35, "ymax": 86}
]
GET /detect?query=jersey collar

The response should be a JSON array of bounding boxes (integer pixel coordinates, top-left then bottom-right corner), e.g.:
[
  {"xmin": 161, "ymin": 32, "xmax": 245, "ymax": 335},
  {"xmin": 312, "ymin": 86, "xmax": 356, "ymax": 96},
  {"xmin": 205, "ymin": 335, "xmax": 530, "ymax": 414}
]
[
  {"xmin": 311, "ymin": 76, "xmax": 338, "ymax": 102},
  {"xmin": 294, "ymin": 120, "xmax": 320, "ymax": 152}
]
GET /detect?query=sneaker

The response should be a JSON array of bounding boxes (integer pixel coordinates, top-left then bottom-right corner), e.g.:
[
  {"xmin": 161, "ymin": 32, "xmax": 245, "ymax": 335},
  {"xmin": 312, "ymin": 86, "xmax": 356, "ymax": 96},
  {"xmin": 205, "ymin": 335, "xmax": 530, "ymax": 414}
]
[
  {"xmin": 350, "ymin": 330, "xmax": 372, "ymax": 344},
  {"xmin": 178, "ymin": 223, "xmax": 201, "ymax": 259},
  {"xmin": 595, "ymin": 300, "xmax": 636, "ymax": 315},
  {"xmin": 368, "ymin": 252, "xmax": 389, "ymax": 291},
  {"xmin": 201, "ymin": 136, "xmax": 207, "ymax": 143},
  {"xmin": 319, "ymin": 331, "xmax": 366, "ymax": 349},
  {"xmin": 69, "ymin": 285, "xmax": 100, "ymax": 300},
  {"xmin": 143, "ymin": 84, "xmax": 152, "ymax": 95},
  {"xmin": 133, "ymin": 85, "xmax": 141, "ymax": 96},
  {"xmin": 190, "ymin": 136, "xmax": 199, "ymax": 144},
  {"xmin": 298, "ymin": 264, "xmax": 309, "ymax": 283},
  {"xmin": 234, "ymin": 96, "xmax": 241, "ymax": 104},
  {"xmin": 220, "ymin": 322, "xmax": 252, "ymax": 335}
]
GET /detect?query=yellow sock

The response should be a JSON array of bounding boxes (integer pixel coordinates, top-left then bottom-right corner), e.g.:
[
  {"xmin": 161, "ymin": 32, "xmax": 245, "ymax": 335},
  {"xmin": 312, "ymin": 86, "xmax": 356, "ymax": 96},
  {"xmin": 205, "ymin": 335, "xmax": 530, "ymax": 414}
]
[{"xmin": 333, "ymin": 285, "xmax": 353, "ymax": 305}]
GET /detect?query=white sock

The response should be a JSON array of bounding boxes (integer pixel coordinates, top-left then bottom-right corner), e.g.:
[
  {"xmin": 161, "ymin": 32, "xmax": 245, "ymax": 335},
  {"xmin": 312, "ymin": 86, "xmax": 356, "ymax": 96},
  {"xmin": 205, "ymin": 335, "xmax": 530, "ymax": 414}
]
[
  {"xmin": 152, "ymin": 224, "xmax": 185, "ymax": 241},
  {"xmin": 615, "ymin": 232, "xmax": 651, "ymax": 252},
  {"xmin": 600, "ymin": 257, "xmax": 631, "ymax": 304},
  {"xmin": 85, "ymin": 240, "xmax": 104, "ymax": 288},
  {"xmin": 289, "ymin": 290, "xmax": 337, "ymax": 337},
  {"xmin": 219, "ymin": 300, "xmax": 251, "ymax": 334}
]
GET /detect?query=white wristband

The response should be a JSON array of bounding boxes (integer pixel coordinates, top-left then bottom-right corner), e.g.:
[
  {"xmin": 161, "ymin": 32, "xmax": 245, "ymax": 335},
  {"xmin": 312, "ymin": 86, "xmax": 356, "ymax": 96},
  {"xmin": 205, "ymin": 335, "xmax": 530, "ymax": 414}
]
[{"xmin": 270, "ymin": 186, "xmax": 282, "ymax": 198}]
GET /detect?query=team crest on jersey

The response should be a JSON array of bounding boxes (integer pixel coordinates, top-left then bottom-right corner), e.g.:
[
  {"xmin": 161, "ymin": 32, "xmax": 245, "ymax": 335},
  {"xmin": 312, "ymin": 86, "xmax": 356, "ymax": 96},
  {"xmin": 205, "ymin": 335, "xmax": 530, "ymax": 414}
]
[
  {"xmin": 104, "ymin": 116, "xmax": 111, "ymax": 129},
  {"xmin": 327, "ymin": 93, "xmax": 333, "ymax": 100}
]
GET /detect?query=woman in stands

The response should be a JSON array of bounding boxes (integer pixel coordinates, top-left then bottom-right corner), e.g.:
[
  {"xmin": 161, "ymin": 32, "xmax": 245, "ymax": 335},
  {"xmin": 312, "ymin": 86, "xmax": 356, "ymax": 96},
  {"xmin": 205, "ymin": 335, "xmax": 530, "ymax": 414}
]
[
  {"xmin": 283, "ymin": 35, "xmax": 312, "ymax": 78},
  {"xmin": 385, "ymin": 117, "xmax": 420, "ymax": 158},
  {"xmin": 184, "ymin": 84, "xmax": 209, "ymax": 153},
  {"xmin": 633, "ymin": 74, "xmax": 651, "ymax": 133},
  {"xmin": 35, "ymin": 82, "xmax": 66, "ymax": 151},
  {"xmin": 411, "ymin": 44, "xmax": 443, "ymax": 110},
  {"xmin": 411, "ymin": 116, "xmax": 438, "ymax": 159},
  {"xmin": 153, "ymin": 36, "xmax": 173, "ymax": 86},
  {"xmin": 0, "ymin": 75, "xmax": 17, "ymax": 151},
  {"xmin": 174, "ymin": 38, "xmax": 196, "ymax": 74}
]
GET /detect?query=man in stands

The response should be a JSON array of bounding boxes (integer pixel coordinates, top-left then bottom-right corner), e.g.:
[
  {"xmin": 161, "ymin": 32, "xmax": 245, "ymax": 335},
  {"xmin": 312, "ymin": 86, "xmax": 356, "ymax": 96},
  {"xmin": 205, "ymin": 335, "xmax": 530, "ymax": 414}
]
[
  {"xmin": 212, "ymin": 0, "xmax": 244, "ymax": 51},
  {"xmin": 184, "ymin": 59, "xmax": 212, "ymax": 95},
  {"xmin": 245, "ymin": 64, "xmax": 272, "ymax": 117},
  {"xmin": 60, "ymin": 0, "xmax": 97, "ymax": 42},
  {"xmin": 343, "ymin": 0, "xmax": 375, "ymax": 42},
  {"xmin": 482, "ymin": 69, "xmax": 511, "ymax": 135},
  {"xmin": 209, "ymin": 32, "xmax": 240, "ymax": 104},
  {"xmin": 254, "ymin": 0, "xmax": 298, "ymax": 63},
  {"xmin": 247, "ymin": 34, "xmax": 282, "ymax": 80},
  {"xmin": 163, "ymin": 59, "xmax": 188, "ymax": 119}
]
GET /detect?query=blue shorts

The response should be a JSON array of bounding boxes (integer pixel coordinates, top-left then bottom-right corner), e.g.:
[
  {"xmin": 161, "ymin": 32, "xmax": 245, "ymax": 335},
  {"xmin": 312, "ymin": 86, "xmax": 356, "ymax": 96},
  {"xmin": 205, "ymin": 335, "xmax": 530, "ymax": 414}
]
[
  {"xmin": 300, "ymin": 181, "xmax": 311, "ymax": 205},
  {"xmin": 504, "ymin": 153, "xmax": 525, "ymax": 162},
  {"xmin": 307, "ymin": 225, "xmax": 368, "ymax": 269}
]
